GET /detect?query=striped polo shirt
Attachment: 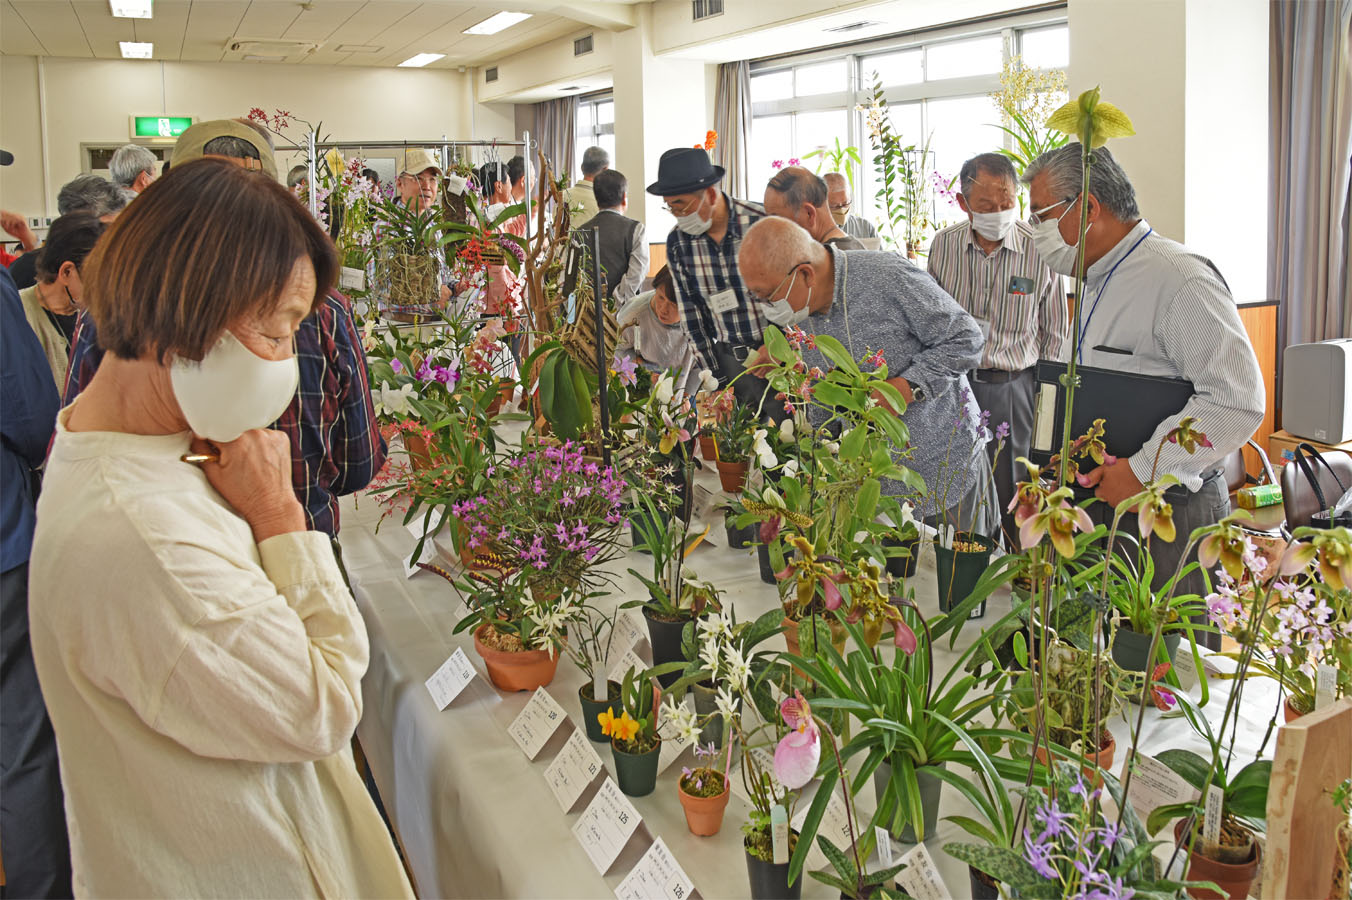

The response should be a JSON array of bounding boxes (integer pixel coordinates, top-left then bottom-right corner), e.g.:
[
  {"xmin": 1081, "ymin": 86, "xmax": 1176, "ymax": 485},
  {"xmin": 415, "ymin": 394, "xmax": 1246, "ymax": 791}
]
[{"xmin": 927, "ymin": 219, "xmax": 1068, "ymax": 371}]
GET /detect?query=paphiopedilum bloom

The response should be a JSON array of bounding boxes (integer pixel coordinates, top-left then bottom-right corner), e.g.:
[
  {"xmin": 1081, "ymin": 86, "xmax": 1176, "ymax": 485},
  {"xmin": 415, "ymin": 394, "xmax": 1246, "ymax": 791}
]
[
  {"xmin": 1020, "ymin": 489, "xmax": 1094, "ymax": 557},
  {"xmin": 776, "ymin": 535, "xmax": 848, "ymax": 611},
  {"xmin": 1166, "ymin": 417, "xmax": 1213, "ymax": 455},
  {"xmin": 1280, "ymin": 527, "xmax": 1352, "ymax": 591},
  {"xmin": 1045, "ymin": 85, "xmax": 1136, "ymax": 149},
  {"xmin": 773, "ymin": 690, "xmax": 820, "ymax": 789},
  {"xmin": 1197, "ymin": 514, "xmax": 1257, "ymax": 580}
]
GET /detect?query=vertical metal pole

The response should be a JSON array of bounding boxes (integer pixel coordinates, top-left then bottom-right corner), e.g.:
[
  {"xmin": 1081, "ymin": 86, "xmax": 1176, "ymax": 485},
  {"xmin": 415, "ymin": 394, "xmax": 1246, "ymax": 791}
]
[
  {"xmin": 521, "ymin": 130, "xmax": 534, "ymax": 235},
  {"xmin": 591, "ymin": 228, "xmax": 611, "ymax": 468},
  {"xmin": 306, "ymin": 130, "xmax": 318, "ymax": 219}
]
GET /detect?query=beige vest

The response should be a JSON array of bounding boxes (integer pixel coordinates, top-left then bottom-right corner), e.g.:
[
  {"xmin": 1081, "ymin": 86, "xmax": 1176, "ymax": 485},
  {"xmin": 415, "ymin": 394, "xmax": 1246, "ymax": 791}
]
[{"xmin": 18, "ymin": 284, "xmax": 71, "ymax": 393}]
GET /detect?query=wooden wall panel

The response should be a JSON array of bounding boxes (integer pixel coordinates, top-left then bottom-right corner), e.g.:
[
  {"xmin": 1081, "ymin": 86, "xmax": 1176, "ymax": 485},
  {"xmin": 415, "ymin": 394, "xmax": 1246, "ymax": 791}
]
[
  {"xmin": 648, "ymin": 242, "xmax": 667, "ymax": 277},
  {"xmin": 1239, "ymin": 302, "xmax": 1278, "ymax": 478}
]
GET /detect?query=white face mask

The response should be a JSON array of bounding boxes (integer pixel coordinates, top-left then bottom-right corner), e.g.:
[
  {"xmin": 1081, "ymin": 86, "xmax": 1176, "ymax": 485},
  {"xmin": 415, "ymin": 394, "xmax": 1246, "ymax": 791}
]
[
  {"xmin": 674, "ymin": 195, "xmax": 712, "ymax": 236},
  {"xmin": 1030, "ymin": 200, "xmax": 1088, "ymax": 276},
  {"xmin": 170, "ymin": 330, "xmax": 299, "ymax": 443},
  {"xmin": 761, "ymin": 270, "xmax": 811, "ymax": 327},
  {"xmin": 970, "ymin": 207, "xmax": 1017, "ymax": 242}
]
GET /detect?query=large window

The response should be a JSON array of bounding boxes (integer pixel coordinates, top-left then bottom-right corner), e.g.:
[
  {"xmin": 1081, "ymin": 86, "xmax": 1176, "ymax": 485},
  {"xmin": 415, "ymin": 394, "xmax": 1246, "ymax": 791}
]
[
  {"xmin": 574, "ymin": 93, "xmax": 615, "ymax": 182},
  {"xmin": 749, "ymin": 18, "xmax": 1069, "ymax": 251}
]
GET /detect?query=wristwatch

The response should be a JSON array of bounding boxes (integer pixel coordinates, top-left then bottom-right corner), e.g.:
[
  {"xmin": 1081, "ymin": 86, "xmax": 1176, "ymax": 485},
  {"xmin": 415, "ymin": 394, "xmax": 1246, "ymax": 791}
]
[{"xmin": 910, "ymin": 385, "xmax": 927, "ymax": 403}]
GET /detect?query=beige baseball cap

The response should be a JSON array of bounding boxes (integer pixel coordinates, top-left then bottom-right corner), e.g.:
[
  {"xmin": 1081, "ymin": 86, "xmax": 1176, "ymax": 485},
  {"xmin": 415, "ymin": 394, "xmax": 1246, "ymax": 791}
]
[
  {"xmin": 400, "ymin": 148, "xmax": 442, "ymax": 177},
  {"xmin": 171, "ymin": 119, "xmax": 278, "ymax": 180}
]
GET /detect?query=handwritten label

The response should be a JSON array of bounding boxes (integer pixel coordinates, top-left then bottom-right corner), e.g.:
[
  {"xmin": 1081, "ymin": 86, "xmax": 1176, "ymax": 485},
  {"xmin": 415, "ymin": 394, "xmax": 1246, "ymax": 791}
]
[
  {"xmin": 896, "ymin": 843, "xmax": 948, "ymax": 900},
  {"xmin": 771, "ymin": 805, "xmax": 789, "ymax": 865},
  {"xmin": 404, "ymin": 519, "xmax": 437, "ymax": 578},
  {"xmin": 507, "ymin": 687, "xmax": 568, "ymax": 760},
  {"xmin": 656, "ymin": 697, "xmax": 695, "ymax": 773},
  {"xmin": 1202, "ymin": 784, "xmax": 1224, "ymax": 846},
  {"xmin": 1316, "ymin": 664, "xmax": 1337, "ymax": 709},
  {"xmin": 545, "ymin": 729, "xmax": 606, "ymax": 813},
  {"xmin": 611, "ymin": 611, "xmax": 647, "ymax": 657},
  {"xmin": 792, "ymin": 788, "xmax": 854, "ymax": 855},
  {"xmin": 732, "ymin": 747, "xmax": 784, "ymax": 806},
  {"xmin": 875, "ymin": 826, "xmax": 894, "ymax": 868},
  {"xmin": 444, "ymin": 173, "xmax": 467, "ymax": 196},
  {"xmin": 424, "ymin": 647, "xmax": 477, "ymax": 710},
  {"xmin": 1172, "ymin": 650, "xmax": 1199, "ymax": 690},
  {"xmin": 572, "ymin": 777, "xmax": 642, "ymax": 875},
  {"xmin": 692, "ymin": 484, "xmax": 719, "ymax": 522},
  {"xmin": 339, "ymin": 265, "xmax": 365, "ymax": 291},
  {"xmin": 1119, "ymin": 753, "xmax": 1198, "ymax": 831},
  {"xmin": 615, "ymin": 838, "xmax": 696, "ymax": 900},
  {"xmin": 608, "ymin": 647, "xmax": 651, "ymax": 686}
]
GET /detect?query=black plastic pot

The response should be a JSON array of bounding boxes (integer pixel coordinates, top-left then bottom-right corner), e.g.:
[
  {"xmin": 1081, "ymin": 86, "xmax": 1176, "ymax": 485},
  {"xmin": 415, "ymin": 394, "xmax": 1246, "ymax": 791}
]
[
  {"xmin": 934, "ymin": 532, "xmax": 996, "ymax": 618},
  {"xmin": 884, "ymin": 533, "xmax": 920, "ymax": 580},
  {"xmin": 873, "ymin": 760, "xmax": 945, "ymax": 844},
  {"xmin": 642, "ymin": 607, "xmax": 690, "ymax": 687},
  {"xmin": 745, "ymin": 847, "xmax": 802, "ymax": 900},
  {"xmin": 725, "ymin": 514, "xmax": 756, "ymax": 550},
  {"xmin": 578, "ymin": 681, "xmax": 621, "ymax": 743},
  {"xmin": 1111, "ymin": 624, "xmax": 1181, "ymax": 674},
  {"xmin": 612, "ymin": 739, "xmax": 661, "ymax": 797},
  {"xmin": 969, "ymin": 866, "xmax": 999, "ymax": 899},
  {"xmin": 757, "ymin": 542, "xmax": 783, "ymax": 585}
]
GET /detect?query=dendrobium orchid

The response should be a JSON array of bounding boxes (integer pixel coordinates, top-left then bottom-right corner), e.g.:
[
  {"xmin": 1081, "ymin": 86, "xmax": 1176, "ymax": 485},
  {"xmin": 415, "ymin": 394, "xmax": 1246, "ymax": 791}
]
[{"xmin": 773, "ymin": 690, "xmax": 820, "ymax": 790}]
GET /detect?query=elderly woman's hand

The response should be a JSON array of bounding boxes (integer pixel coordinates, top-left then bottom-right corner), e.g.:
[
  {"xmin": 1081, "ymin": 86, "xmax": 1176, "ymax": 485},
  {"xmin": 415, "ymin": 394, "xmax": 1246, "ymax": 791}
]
[{"xmin": 192, "ymin": 430, "xmax": 306, "ymax": 543}]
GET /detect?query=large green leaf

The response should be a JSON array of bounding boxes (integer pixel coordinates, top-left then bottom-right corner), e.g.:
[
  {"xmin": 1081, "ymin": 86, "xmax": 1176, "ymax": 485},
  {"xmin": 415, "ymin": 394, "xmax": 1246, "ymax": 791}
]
[
  {"xmin": 1154, "ymin": 749, "xmax": 1219, "ymax": 793},
  {"xmin": 814, "ymin": 333, "xmax": 861, "ymax": 376}
]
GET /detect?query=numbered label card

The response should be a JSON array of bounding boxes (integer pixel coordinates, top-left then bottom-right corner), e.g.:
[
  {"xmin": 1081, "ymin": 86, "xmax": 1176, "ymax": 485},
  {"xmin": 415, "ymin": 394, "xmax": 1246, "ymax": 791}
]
[
  {"xmin": 403, "ymin": 519, "xmax": 437, "ymax": 579},
  {"xmin": 896, "ymin": 843, "xmax": 949, "ymax": 900},
  {"xmin": 610, "ymin": 611, "xmax": 647, "ymax": 657},
  {"xmin": 545, "ymin": 729, "xmax": 606, "ymax": 813},
  {"xmin": 792, "ymin": 788, "xmax": 854, "ymax": 859},
  {"xmin": 1118, "ymin": 753, "xmax": 1198, "ymax": 832},
  {"xmin": 424, "ymin": 647, "xmax": 477, "ymax": 711},
  {"xmin": 1316, "ymin": 664, "xmax": 1337, "ymax": 709},
  {"xmin": 572, "ymin": 777, "xmax": 642, "ymax": 875},
  {"xmin": 615, "ymin": 838, "xmax": 697, "ymax": 900},
  {"xmin": 1171, "ymin": 649, "xmax": 1199, "ymax": 691},
  {"xmin": 338, "ymin": 265, "xmax": 366, "ymax": 291},
  {"xmin": 507, "ymin": 687, "xmax": 569, "ymax": 760},
  {"xmin": 608, "ymin": 646, "xmax": 651, "ymax": 686}
]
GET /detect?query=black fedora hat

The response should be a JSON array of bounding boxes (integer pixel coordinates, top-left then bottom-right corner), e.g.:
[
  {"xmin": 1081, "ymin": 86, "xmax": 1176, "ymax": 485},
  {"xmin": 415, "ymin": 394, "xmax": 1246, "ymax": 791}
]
[{"xmin": 646, "ymin": 147, "xmax": 724, "ymax": 196}]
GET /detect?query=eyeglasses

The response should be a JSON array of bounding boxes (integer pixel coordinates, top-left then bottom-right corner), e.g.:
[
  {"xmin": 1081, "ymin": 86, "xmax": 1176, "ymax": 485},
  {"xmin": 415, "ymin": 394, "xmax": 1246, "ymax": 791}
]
[
  {"xmin": 662, "ymin": 195, "xmax": 703, "ymax": 215},
  {"xmin": 1028, "ymin": 195, "xmax": 1078, "ymax": 225},
  {"xmin": 400, "ymin": 172, "xmax": 439, "ymax": 187},
  {"xmin": 751, "ymin": 263, "xmax": 808, "ymax": 303},
  {"xmin": 829, "ymin": 202, "xmax": 851, "ymax": 212}
]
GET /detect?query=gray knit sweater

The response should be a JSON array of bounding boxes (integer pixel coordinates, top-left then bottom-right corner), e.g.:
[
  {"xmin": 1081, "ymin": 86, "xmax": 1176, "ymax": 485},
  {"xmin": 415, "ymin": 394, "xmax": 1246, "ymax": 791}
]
[{"xmin": 801, "ymin": 247, "xmax": 985, "ymax": 514}]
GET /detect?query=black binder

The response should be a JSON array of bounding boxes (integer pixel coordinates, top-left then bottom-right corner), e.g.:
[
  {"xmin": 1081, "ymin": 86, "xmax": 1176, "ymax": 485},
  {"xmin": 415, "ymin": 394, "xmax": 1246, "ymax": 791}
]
[{"xmin": 1029, "ymin": 361, "xmax": 1195, "ymax": 469}]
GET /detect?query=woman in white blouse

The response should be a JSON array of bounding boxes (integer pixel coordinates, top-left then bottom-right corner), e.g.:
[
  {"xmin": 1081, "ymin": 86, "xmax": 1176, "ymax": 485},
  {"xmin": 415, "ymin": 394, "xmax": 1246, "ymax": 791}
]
[{"xmin": 28, "ymin": 157, "xmax": 413, "ymax": 898}]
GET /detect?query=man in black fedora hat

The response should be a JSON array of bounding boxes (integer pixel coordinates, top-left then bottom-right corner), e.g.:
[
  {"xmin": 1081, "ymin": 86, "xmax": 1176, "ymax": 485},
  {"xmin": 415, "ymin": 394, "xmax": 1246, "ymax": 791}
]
[{"xmin": 647, "ymin": 146, "xmax": 769, "ymax": 411}]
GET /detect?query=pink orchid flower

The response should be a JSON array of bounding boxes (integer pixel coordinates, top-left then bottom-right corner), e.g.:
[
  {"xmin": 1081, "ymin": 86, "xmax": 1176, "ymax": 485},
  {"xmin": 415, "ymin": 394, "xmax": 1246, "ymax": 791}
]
[{"xmin": 773, "ymin": 690, "xmax": 820, "ymax": 789}]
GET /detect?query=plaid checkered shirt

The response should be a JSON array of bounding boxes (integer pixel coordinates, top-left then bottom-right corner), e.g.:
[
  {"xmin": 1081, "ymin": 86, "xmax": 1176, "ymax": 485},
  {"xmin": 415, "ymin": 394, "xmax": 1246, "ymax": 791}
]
[
  {"xmin": 62, "ymin": 291, "xmax": 386, "ymax": 538},
  {"xmin": 664, "ymin": 194, "xmax": 767, "ymax": 370}
]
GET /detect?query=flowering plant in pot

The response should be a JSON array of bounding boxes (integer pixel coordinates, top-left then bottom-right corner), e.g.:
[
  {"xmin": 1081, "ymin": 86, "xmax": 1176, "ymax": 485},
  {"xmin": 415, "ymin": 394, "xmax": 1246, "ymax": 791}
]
[
  {"xmin": 449, "ymin": 568, "xmax": 580, "ymax": 692},
  {"xmin": 559, "ymin": 604, "xmax": 622, "ymax": 742},
  {"xmin": 709, "ymin": 401, "xmax": 762, "ymax": 493},
  {"xmin": 602, "ymin": 664, "xmax": 677, "ymax": 797}
]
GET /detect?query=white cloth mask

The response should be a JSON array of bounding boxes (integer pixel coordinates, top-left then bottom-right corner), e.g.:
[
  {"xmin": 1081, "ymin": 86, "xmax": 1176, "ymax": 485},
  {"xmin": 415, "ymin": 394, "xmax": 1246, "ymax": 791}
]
[
  {"xmin": 170, "ymin": 330, "xmax": 299, "ymax": 443},
  {"xmin": 970, "ymin": 207, "xmax": 1017, "ymax": 242},
  {"xmin": 761, "ymin": 271, "xmax": 811, "ymax": 327},
  {"xmin": 674, "ymin": 197, "xmax": 712, "ymax": 236},
  {"xmin": 1030, "ymin": 203, "xmax": 1089, "ymax": 276}
]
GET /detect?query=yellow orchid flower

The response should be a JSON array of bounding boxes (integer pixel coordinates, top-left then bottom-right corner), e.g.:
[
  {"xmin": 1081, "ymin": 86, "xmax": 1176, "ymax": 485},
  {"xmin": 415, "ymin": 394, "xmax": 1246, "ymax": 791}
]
[
  {"xmin": 597, "ymin": 707, "xmax": 617, "ymax": 737},
  {"xmin": 1046, "ymin": 86, "xmax": 1136, "ymax": 148},
  {"xmin": 613, "ymin": 711, "xmax": 641, "ymax": 743}
]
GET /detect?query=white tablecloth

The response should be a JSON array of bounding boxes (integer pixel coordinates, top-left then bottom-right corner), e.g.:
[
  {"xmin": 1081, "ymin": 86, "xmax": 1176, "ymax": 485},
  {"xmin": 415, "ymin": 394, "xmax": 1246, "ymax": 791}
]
[{"xmin": 340, "ymin": 463, "xmax": 1278, "ymax": 900}]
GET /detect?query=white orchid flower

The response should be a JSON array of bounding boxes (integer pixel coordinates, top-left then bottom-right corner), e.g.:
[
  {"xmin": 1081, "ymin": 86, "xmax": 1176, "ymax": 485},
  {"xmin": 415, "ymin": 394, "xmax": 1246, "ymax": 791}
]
[
  {"xmin": 699, "ymin": 369, "xmax": 719, "ymax": 393},
  {"xmin": 715, "ymin": 686, "xmax": 739, "ymax": 721},
  {"xmin": 653, "ymin": 374, "xmax": 675, "ymax": 405},
  {"xmin": 699, "ymin": 635, "xmax": 722, "ymax": 672},
  {"xmin": 825, "ymin": 441, "xmax": 840, "ymax": 455},
  {"xmin": 662, "ymin": 697, "xmax": 700, "ymax": 744},
  {"xmin": 899, "ymin": 502, "xmax": 916, "ymax": 530},
  {"xmin": 373, "ymin": 382, "xmax": 415, "ymax": 418},
  {"xmin": 723, "ymin": 644, "xmax": 751, "ymax": 693},
  {"xmin": 782, "ymin": 458, "xmax": 800, "ymax": 478},
  {"xmin": 779, "ymin": 417, "xmax": 795, "ymax": 442},
  {"xmin": 752, "ymin": 428, "xmax": 778, "ymax": 468}
]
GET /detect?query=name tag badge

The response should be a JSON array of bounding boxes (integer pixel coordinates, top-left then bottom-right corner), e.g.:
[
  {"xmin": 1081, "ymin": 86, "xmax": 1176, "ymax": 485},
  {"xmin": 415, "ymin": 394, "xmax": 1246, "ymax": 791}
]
[
  {"xmin": 1008, "ymin": 275, "xmax": 1035, "ymax": 295},
  {"xmin": 973, "ymin": 316, "xmax": 992, "ymax": 342},
  {"xmin": 708, "ymin": 289, "xmax": 739, "ymax": 315}
]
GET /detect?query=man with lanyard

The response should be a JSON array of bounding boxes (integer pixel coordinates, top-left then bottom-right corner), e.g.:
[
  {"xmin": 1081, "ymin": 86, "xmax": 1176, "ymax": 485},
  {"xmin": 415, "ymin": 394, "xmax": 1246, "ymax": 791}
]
[
  {"xmin": 928, "ymin": 152, "xmax": 1066, "ymax": 547},
  {"xmin": 647, "ymin": 147, "xmax": 769, "ymax": 410},
  {"xmin": 1024, "ymin": 144, "xmax": 1263, "ymax": 647}
]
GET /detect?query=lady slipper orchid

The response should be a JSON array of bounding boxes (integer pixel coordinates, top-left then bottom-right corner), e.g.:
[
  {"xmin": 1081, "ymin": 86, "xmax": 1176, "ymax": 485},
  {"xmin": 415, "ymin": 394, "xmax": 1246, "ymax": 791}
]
[
  {"xmin": 773, "ymin": 691, "xmax": 820, "ymax": 789},
  {"xmin": 1046, "ymin": 85, "xmax": 1136, "ymax": 149},
  {"xmin": 1020, "ymin": 491, "xmax": 1094, "ymax": 557},
  {"xmin": 1136, "ymin": 492, "xmax": 1177, "ymax": 544},
  {"xmin": 889, "ymin": 616, "xmax": 918, "ymax": 654}
]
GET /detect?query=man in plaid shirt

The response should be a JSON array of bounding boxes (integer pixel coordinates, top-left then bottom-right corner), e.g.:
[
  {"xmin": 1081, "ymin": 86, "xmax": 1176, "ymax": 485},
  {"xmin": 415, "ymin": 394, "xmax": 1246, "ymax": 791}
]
[
  {"xmin": 62, "ymin": 289, "xmax": 384, "ymax": 538},
  {"xmin": 646, "ymin": 147, "xmax": 768, "ymax": 409}
]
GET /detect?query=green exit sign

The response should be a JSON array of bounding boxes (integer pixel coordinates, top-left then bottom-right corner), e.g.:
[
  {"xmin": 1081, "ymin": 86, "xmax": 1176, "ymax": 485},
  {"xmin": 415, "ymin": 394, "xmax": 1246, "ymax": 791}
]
[{"xmin": 130, "ymin": 116, "xmax": 193, "ymax": 138}]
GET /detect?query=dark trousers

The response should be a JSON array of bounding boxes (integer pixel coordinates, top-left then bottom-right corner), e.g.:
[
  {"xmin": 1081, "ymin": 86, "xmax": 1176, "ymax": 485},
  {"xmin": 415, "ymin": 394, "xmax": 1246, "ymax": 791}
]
[
  {"xmin": 969, "ymin": 367, "xmax": 1036, "ymax": 550},
  {"xmin": 1, "ymin": 564, "xmax": 72, "ymax": 898},
  {"xmin": 1087, "ymin": 469, "xmax": 1229, "ymax": 651},
  {"xmin": 713, "ymin": 341, "xmax": 785, "ymax": 424}
]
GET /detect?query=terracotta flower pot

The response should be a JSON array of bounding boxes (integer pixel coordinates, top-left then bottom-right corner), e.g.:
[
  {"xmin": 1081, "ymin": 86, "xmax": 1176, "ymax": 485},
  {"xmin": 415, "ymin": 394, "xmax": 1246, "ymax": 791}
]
[
  {"xmin": 1283, "ymin": 695, "xmax": 1309, "ymax": 723},
  {"xmin": 716, "ymin": 459, "xmax": 748, "ymax": 494},
  {"xmin": 1034, "ymin": 731, "xmax": 1116, "ymax": 782},
  {"xmin": 403, "ymin": 430, "xmax": 437, "ymax": 471},
  {"xmin": 1173, "ymin": 820, "xmax": 1261, "ymax": 900},
  {"xmin": 677, "ymin": 779, "xmax": 731, "ymax": 836},
  {"xmin": 782, "ymin": 615, "xmax": 844, "ymax": 657},
  {"xmin": 472, "ymin": 623, "xmax": 560, "ymax": 692},
  {"xmin": 699, "ymin": 434, "xmax": 718, "ymax": 462}
]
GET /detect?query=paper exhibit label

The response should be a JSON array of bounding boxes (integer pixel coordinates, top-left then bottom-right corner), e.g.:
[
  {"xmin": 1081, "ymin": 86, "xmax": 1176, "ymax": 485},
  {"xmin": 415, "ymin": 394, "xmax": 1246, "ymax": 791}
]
[
  {"xmin": 572, "ymin": 778, "xmax": 642, "ymax": 875},
  {"xmin": 610, "ymin": 610, "xmax": 647, "ymax": 657},
  {"xmin": 874, "ymin": 826, "xmax": 894, "ymax": 868},
  {"xmin": 338, "ymin": 266, "xmax": 366, "ymax": 291},
  {"xmin": 545, "ymin": 729, "xmax": 606, "ymax": 813},
  {"xmin": 1316, "ymin": 664, "xmax": 1337, "ymax": 709},
  {"xmin": 403, "ymin": 519, "xmax": 437, "ymax": 578},
  {"xmin": 444, "ymin": 173, "xmax": 467, "ymax": 195},
  {"xmin": 608, "ymin": 646, "xmax": 650, "ymax": 685},
  {"xmin": 424, "ymin": 647, "xmax": 477, "ymax": 710},
  {"xmin": 507, "ymin": 686, "xmax": 568, "ymax": 760},
  {"xmin": 896, "ymin": 843, "xmax": 948, "ymax": 900},
  {"xmin": 1118, "ymin": 752, "xmax": 1198, "ymax": 831},
  {"xmin": 1202, "ymin": 784, "xmax": 1224, "ymax": 845},
  {"xmin": 614, "ymin": 838, "xmax": 695, "ymax": 900}
]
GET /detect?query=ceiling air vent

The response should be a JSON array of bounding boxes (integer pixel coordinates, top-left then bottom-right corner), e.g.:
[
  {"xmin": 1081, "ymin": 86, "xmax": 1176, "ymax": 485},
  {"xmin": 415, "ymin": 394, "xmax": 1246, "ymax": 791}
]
[
  {"xmin": 485, "ymin": 66, "xmax": 499, "ymax": 83},
  {"xmin": 573, "ymin": 34, "xmax": 593, "ymax": 56},
  {"xmin": 692, "ymin": 0, "xmax": 724, "ymax": 22},
  {"xmin": 825, "ymin": 20, "xmax": 883, "ymax": 33}
]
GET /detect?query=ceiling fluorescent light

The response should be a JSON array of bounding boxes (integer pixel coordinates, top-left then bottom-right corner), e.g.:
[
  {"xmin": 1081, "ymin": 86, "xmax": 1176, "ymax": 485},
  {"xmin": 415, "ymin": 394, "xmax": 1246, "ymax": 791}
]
[
  {"xmin": 120, "ymin": 41, "xmax": 154, "ymax": 58},
  {"xmin": 463, "ymin": 12, "xmax": 532, "ymax": 36},
  {"xmin": 398, "ymin": 52, "xmax": 445, "ymax": 68},
  {"xmin": 110, "ymin": 0, "xmax": 153, "ymax": 18}
]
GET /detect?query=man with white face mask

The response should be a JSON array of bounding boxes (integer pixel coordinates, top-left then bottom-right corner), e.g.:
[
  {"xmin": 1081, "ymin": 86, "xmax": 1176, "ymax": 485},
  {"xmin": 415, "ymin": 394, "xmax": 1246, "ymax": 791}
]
[
  {"xmin": 739, "ymin": 217, "xmax": 995, "ymax": 534},
  {"xmin": 647, "ymin": 147, "xmax": 767, "ymax": 410},
  {"xmin": 1023, "ymin": 143, "xmax": 1262, "ymax": 647},
  {"xmin": 824, "ymin": 172, "xmax": 878, "ymax": 240},
  {"xmin": 928, "ymin": 152, "xmax": 1066, "ymax": 545}
]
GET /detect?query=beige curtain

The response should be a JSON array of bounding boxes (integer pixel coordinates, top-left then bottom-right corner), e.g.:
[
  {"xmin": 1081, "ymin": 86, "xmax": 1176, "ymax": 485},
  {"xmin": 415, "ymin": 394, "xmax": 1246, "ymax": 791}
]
[
  {"xmin": 1269, "ymin": 0, "xmax": 1352, "ymax": 364},
  {"xmin": 533, "ymin": 97, "xmax": 578, "ymax": 185},
  {"xmin": 714, "ymin": 61, "xmax": 752, "ymax": 201}
]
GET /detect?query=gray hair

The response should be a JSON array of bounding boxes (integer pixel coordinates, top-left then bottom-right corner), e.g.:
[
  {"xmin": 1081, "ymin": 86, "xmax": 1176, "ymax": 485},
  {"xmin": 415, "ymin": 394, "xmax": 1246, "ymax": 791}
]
[
  {"xmin": 1022, "ymin": 143, "xmax": 1140, "ymax": 220},
  {"xmin": 766, "ymin": 166, "xmax": 828, "ymax": 213},
  {"xmin": 108, "ymin": 144, "xmax": 158, "ymax": 188},
  {"xmin": 822, "ymin": 172, "xmax": 847, "ymax": 191},
  {"xmin": 286, "ymin": 165, "xmax": 308, "ymax": 189},
  {"xmin": 738, "ymin": 216, "xmax": 824, "ymax": 279},
  {"xmin": 202, "ymin": 135, "xmax": 261, "ymax": 161},
  {"xmin": 958, "ymin": 152, "xmax": 1017, "ymax": 195},
  {"xmin": 57, "ymin": 174, "xmax": 128, "ymax": 217},
  {"xmin": 580, "ymin": 145, "xmax": 610, "ymax": 177}
]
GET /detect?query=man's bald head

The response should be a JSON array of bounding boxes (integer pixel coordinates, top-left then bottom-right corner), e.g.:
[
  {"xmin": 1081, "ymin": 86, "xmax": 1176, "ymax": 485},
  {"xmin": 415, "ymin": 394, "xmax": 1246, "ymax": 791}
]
[
  {"xmin": 823, "ymin": 172, "xmax": 847, "ymax": 192},
  {"xmin": 738, "ymin": 217, "xmax": 832, "ymax": 321}
]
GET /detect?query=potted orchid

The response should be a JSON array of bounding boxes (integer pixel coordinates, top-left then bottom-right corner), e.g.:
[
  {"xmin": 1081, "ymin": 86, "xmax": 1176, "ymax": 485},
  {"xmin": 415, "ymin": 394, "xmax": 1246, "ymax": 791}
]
[
  {"xmin": 601, "ymin": 664, "xmax": 679, "ymax": 797},
  {"xmin": 709, "ymin": 401, "xmax": 762, "ymax": 493}
]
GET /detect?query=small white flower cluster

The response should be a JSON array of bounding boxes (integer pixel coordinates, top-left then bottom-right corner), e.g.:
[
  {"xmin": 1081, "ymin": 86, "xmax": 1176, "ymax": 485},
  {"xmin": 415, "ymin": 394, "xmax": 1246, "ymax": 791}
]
[
  {"xmin": 372, "ymin": 382, "xmax": 415, "ymax": 418},
  {"xmin": 697, "ymin": 612, "xmax": 751, "ymax": 695},
  {"xmin": 751, "ymin": 428, "xmax": 777, "ymax": 469},
  {"xmin": 528, "ymin": 593, "xmax": 582, "ymax": 655}
]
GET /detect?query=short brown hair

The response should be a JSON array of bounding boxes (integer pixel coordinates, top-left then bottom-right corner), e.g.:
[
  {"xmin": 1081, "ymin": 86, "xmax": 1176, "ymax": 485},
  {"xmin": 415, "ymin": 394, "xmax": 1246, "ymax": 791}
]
[
  {"xmin": 83, "ymin": 157, "xmax": 337, "ymax": 362},
  {"xmin": 652, "ymin": 264, "xmax": 674, "ymax": 298}
]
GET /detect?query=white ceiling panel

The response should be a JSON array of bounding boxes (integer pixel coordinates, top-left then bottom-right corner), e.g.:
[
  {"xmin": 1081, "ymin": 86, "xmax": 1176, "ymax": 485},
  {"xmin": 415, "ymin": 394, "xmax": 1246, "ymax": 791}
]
[
  {"xmin": 8, "ymin": 1, "xmax": 93, "ymax": 58},
  {"xmin": 128, "ymin": 0, "xmax": 192, "ymax": 59},
  {"xmin": 232, "ymin": 0, "xmax": 305, "ymax": 43},
  {"xmin": 280, "ymin": 0, "xmax": 367, "ymax": 42},
  {"xmin": 180, "ymin": 1, "xmax": 250, "ymax": 60},
  {"xmin": 1, "ymin": 2, "xmax": 49, "ymax": 56},
  {"xmin": 71, "ymin": 0, "xmax": 136, "ymax": 58}
]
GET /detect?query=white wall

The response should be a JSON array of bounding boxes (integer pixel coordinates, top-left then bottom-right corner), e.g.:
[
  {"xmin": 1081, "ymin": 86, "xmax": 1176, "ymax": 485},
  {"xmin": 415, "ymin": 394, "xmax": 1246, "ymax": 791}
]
[
  {"xmin": 474, "ymin": 29, "xmax": 614, "ymax": 103},
  {"xmin": 0, "ymin": 55, "xmax": 517, "ymax": 217}
]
